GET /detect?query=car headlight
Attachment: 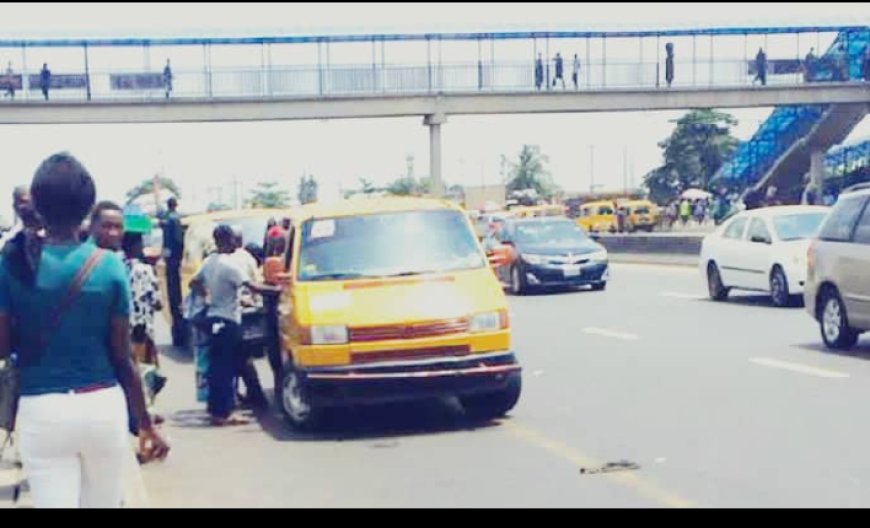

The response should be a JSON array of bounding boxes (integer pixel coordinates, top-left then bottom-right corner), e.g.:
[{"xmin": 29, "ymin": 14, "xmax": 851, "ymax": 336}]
[
  {"xmin": 522, "ymin": 253, "xmax": 546, "ymax": 265},
  {"xmin": 469, "ymin": 310, "xmax": 508, "ymax": 333},
  {"xmin": 587, "ymin": 250, "xmax": 608, "ymax": 262},
  {"xmin": 308, "ymin": 325, "xmax": 348, "ymax": 345}
]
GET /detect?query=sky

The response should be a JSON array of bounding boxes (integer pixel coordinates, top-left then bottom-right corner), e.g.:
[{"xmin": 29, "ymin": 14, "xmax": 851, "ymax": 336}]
[{"xmin": 0, "ymin": 2, "xmax": 868, "ymax": 223}]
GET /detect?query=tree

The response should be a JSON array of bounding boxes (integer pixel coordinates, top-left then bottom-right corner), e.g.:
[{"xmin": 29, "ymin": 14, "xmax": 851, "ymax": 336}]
[
  {"xmin": 506, "ymin": 144, "xmax": 559, "ymax": 200},
  {"xmin": 297, "ymin": 175, "xmax": 319, "ymax": 205},
  {"xmin": 206, "ymin": 202, "xmax": 232, "ymax": 212},
  {"xmin": 125, "ymin": 175, "xmax": 182, "ymax": 204},
  {"xmin": 250, "ymin": 181, "xmax": 291, "ymax": 209},
  {"xmin": 644, "ymin": 109, "xmax": 739, "ymax": 205},
  {"xmin": 359, "ymin": 177, "xmax": 376, "ymax": 194}
]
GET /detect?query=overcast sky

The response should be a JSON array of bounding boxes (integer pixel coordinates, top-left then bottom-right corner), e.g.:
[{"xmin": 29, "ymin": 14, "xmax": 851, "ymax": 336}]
[{"xmin": 0, "ymin": 2, "xmax": 868, "ymax": 223}]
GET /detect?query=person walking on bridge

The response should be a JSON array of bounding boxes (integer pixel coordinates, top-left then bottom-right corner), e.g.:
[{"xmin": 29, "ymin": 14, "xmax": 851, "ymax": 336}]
[
  {"xmin": 163, "ymin": 59, "xmax": 173, "ymax": 99},
  {"xmin": 4, "ymin": 61, "xmax": 15, "ymax": 99},
  {"xmin": 664, "ymin": 43, "xmax": 675, "ymax": 88},
  {"xmin": 804, "ymin": 48, "xmax": 816, "ymax": 82},
  {"xmin": 753, "ymin": 48, "xmax": 768, "ymax": 86},
  {"xmin": 572, "ymin": 53, "xmax": 581, "ymax": 90},
  {"xmin": 552, "ymin": 52, "xmax": 566, "ymax": 90},
  {"xmin": 39, "ymin": 63, "xmax": 51, "ymax": 101},
  {"xmin": 535, "ymin": 53, "xmax": 544, "ymax": 90}
]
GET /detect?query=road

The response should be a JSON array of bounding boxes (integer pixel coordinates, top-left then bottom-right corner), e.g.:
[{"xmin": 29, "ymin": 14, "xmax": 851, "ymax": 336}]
[{"xmin": 4, "ymin": 261, "xmax": 870, "ymax": 508}]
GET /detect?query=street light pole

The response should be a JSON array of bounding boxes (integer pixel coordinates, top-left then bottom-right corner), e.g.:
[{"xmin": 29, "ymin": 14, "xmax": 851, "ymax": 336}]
[{"xmin": 589, "ymin": 145, "xmax": 595, "ymax": 195}]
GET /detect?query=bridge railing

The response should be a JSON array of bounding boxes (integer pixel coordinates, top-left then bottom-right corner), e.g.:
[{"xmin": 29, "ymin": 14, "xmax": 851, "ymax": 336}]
[{"xmin": 3, "ymin": 57, "xmax": 842, "ymax": 102}]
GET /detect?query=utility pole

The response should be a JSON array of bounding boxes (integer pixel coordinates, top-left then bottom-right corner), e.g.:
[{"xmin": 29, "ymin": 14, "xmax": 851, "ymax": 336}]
[{"xmin": 589, "ymin": 145, "xmax": 595, "ymax": 195}]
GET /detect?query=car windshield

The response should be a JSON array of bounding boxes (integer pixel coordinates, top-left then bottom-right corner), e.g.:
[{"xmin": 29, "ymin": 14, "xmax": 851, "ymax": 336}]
[
  {"xmin": 297, "ymin": 209, "xmax": 485, "ymax": 281},
  {"xmin": 634, "ymin": 207, "xmax": 650, "ymax": 214},
  {"xmin": 514, "ymin": 220, "xmax": 590, "ymax": 245},
  {"xmin": 772, "ymin": 212, "xmax": 828, "ymax": 241}
]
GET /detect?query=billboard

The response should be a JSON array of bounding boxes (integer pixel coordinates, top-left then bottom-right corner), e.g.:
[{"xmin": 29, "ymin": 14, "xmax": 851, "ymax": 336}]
[
  {"xmin": 27, "ymin": 74, "xmax": 88, "ymax": 89},
  {"xmin": 110, "ymin": 73, "xmax": 164, "ymax": 90}
]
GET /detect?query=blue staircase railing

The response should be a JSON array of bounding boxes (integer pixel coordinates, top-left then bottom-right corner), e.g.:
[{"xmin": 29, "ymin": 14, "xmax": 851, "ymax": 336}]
[{"xmin": 712, "ymin": 29, "xmax": 870, "ymax": 191}]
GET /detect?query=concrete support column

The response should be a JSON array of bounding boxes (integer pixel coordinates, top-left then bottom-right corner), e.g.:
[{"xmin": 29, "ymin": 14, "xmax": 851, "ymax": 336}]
[
  {"xmin": 809, "ymin": 148, "xmax": 826, "ymax": 202},
  {"xmin": 424, "ymin": 113, "xmax": 447, "ymax": 197}
]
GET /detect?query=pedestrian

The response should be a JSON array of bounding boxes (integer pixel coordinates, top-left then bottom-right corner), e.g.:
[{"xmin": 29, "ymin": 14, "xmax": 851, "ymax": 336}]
[
  {"xmin": 90, "ymin": 202, "xmax": 166, "ymax": 448},
  {"xmin": 160, "ymin": 197, "xmax": 185, "ymax": 347},
  {"xmin": 693, "ymin": 199, "xmax": 706, "ymax": 225},
  {"xmin": 189, "ymin": 225, "xmax": 277, "ymax": 426},
  {"xmin": 121, "ymin": 232, "xmax": 166, "ymax": 406},
  {"xmin": 804, "ymin": 48, "xmax": 816, "ymax": 83},
  {"xmin": 535, "ymin": 53, "xmax": 544, "ymax": 91},
  {"xmin": 665, "ymin": 42, "xmax": 675, "ymax": 88},
  {"xmin": 572, "ymin": 53, "xmax": 581, "ymax": 89},
  {"xmin": 0, "ymin": 186, "xmax": 41, "ymax": 250},
  {"xmin": 229, "ymin": 226, "xmax": 268, "ymax": 409},
  {"xmin": 261, "ymin": 234, "xmax": 286, "ymax": 403},
  {"xmin": 679, "ymin": 199, "xmax": 691, "ymax": 226},
  {"xmin": 4, "ymin": 61, "xmax": 15, "ymax": 99},
  {"xmin": 615, "ymin": 206, "xmax": 627, "ymax": 233},
  {"xmin": 835, "ymin": 44, "xmax": 848, "ymax": 82},
  {"xmin": 163, "ymin": 59, "xmax": 173, "ymax": 99},
  {"xmin": 754, "ymin": 47, "xmax": 767, "ymax": 86},
  {"xmin": 0, "ymin": 152, "xmax": 169, "ymax": 508},
  {"xmin": 39, "ymin": 63, "xmax": 51, "ymax": 101},
  {"xmin": 553, "ymin": 52, "xmax": 566, "ymax": 89},
  {"xmin": 665, "ymin": 202, "xmax": 678, "ymax": 230}
]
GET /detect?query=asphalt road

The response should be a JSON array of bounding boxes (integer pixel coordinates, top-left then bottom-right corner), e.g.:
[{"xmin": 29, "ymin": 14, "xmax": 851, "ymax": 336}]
[{"xmin": 5, "ymin": 261, "xmax": 870, "ymax": 508}]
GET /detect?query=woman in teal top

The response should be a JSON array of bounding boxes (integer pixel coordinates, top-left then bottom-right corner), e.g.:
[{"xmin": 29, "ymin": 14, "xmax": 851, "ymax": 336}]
[{"xmin": 0, "ymin": 152, "xmax": 169, "ymax": 508}]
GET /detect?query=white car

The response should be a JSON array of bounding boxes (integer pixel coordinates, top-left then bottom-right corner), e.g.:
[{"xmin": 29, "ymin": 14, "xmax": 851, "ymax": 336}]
[{"xmin": 700, "ymin": 205, "xmax": 830, "ymax": 307}]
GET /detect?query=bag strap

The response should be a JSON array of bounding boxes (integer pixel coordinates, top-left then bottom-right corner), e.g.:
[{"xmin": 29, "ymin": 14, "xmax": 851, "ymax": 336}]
[{"xmin": 33, "ymin": 248, "xmax": 106, "ymax": 355}]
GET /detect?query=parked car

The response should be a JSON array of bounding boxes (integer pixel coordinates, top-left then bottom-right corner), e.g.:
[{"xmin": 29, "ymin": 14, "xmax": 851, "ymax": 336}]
[
  {"xmin": 805, "ymin": 184, "xmax": 870, "ymax": 349},
  {"xmin": 700, "ymin": 205, "xmax": 830, "ymax": 307}
]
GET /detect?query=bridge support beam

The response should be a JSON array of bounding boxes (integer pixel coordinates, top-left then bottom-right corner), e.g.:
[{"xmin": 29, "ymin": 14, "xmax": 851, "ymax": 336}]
[{"xmin": 424, "ymin": 112, "xmax": 447, "ymax": 197}]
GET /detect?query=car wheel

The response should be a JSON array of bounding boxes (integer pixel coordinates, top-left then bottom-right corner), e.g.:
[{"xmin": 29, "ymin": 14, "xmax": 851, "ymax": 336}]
[
  {"xmin": 770, "ymin": 266, "xmax": 793, "ymax": 308},
  {"xmin": 707, "ymin": 262, "xmax": 729, "ymax": 301},
  {"xmin": 819, "ymin": 289, "xmax": 859, "ymax": 350},
  {"xmin": 510, "ymin": 265, "xmax": 527, "ymax": 296},
  {"xmin": 280, "ymin": 363, "xmax": 322, "ymax": 430},
  {"xmin": 591, "ymin": 282, "xmax": 607, "ymax": 291},
  {"xmin": 460, "ymin": 374, "xmax": 522, "ymax": 421}
]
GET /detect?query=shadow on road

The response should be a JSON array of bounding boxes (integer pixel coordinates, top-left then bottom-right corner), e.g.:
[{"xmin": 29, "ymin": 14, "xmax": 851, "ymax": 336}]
[
  {"xmin": 716, "ymin": 293, "xmax": 805, "ymax": 310},
  {"xmin": 248, "ymin": 392, "xmax": 503, "ymax": 443},
  {"xmin": 511, "ymin": 285, "xmax": 603, "ymax": 298},
  {"xmin": 794, "ymin": 340, "xmax": 870, "ymax": 360}
]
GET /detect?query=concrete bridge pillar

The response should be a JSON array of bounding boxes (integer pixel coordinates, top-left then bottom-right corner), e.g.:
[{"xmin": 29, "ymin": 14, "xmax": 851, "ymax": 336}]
[
  {"xmin": 424, "ymin": 113, "xmax": 447, "ymax": 197},
  {"xmin": 808, "ymin": 148, "xmax": 826, "ymax": 203}
]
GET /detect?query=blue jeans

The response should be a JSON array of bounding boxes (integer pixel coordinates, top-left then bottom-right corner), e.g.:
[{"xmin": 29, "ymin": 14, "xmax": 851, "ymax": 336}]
[{"xmin": 207, "ymin": 320, "xmax": 241, "ymax": 420}]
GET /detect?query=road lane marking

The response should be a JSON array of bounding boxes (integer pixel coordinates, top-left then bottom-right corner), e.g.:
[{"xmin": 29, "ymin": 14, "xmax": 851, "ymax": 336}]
[
  {"xmin": 660, "ymin": 292, "xmax": 704, "ymax": 300},
  {"xmin": 749, "ymin": 357, "xmax": 849, "ymax": 379},
  {"xmin": 582, "ymin": 327, "xmax": 640, "ymax": 341},
  {"xmin": 502, "ymin": 421, "xmax": 694, "ymax": 508}
]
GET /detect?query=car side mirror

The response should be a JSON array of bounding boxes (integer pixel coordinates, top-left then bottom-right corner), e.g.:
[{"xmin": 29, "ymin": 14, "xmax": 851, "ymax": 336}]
[{"xmin": 751, "ymin": 235, "xmax": 771, "ymax": 244}]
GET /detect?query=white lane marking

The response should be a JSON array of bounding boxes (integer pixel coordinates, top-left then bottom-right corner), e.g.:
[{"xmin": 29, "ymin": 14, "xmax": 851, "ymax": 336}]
[
  {"xmin": 660, "ymin": 291, "xmax": 704, "ymax": 300},
  {"xmin": 749, "ymin": 357, "xmax": 849, "ymax": 379},
  {"xmin": 582, "ymin": 327, "xmax": 640, "ymax": 341}
]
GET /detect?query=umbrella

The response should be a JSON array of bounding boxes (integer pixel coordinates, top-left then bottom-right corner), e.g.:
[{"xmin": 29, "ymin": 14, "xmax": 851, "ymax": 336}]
[{"xmin": 681, "ymin": 188, "xmax": 712, "ymax": 200}]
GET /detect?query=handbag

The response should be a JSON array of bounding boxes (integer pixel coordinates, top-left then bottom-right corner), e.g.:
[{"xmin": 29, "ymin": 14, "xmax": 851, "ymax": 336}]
[{"xmin": 0, "ymin": 248, "xmax": 106, "ymax": 440}]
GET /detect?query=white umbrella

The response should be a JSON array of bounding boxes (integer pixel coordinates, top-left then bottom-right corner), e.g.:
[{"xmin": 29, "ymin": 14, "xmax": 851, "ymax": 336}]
[{"xmin": 681, "ymin": 188, "xmax": 712, "ymax": 200}]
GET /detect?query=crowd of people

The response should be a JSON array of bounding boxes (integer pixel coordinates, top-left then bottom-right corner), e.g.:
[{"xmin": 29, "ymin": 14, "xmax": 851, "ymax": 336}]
[
  {"xmin": 0, "ymin": 152, "xmax": 297, "ymax": 507},
  {"xmin": 0, "ymin": 153, "xmax": 170, "ymax": 508}
]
